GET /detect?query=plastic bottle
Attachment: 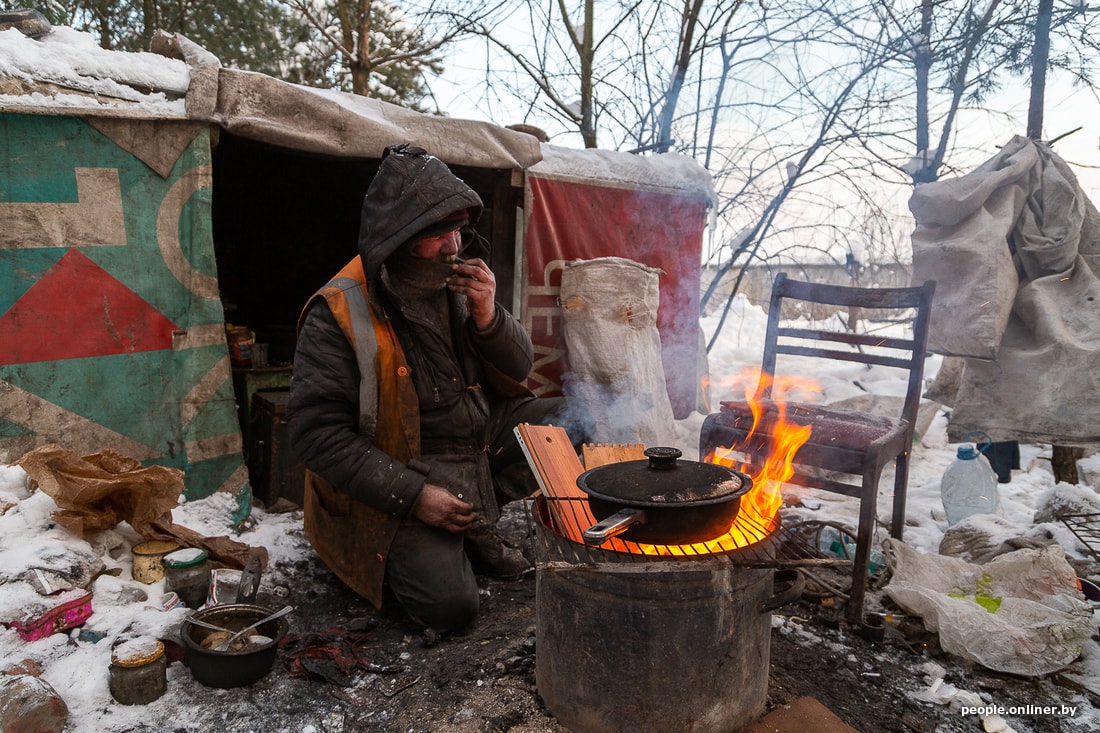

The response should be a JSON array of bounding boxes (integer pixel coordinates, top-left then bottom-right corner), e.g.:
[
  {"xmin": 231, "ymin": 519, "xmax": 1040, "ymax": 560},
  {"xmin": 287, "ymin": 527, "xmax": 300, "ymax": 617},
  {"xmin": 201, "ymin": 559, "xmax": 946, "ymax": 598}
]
[
  {"xmin": 816, "ymin": 526, "xmax": 884, "ymax": 574},
  {"xmin": 940, "ymin": 441, "xmax": 999, "ymax": 525}
]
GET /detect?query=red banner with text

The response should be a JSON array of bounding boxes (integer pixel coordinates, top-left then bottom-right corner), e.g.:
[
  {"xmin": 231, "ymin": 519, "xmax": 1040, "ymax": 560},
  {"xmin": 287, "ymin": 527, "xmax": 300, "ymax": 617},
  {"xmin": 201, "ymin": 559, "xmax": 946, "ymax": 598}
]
[{"xmin": 523, "ymin": 174, "xmax": 708, "ymax": 418}]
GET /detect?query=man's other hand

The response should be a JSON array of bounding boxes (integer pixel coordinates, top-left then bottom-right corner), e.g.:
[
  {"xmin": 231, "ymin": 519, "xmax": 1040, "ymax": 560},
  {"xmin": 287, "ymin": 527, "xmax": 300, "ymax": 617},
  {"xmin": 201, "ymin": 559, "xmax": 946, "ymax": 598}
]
[{"xmin": 412, "ymin": 483, "xmax": 480, "ymax": 533}]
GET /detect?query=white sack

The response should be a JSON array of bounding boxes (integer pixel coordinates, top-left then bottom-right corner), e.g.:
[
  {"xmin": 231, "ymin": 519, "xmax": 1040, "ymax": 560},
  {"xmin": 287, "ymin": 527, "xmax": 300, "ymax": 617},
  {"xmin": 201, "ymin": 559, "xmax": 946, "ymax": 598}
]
[
  {"xmin": 884, "ymin": 539, "xmax": 1094, "ymax": 677},
  {"xmin": 559, "ymin": 257, "xmax": 676, "ymax": 447}
]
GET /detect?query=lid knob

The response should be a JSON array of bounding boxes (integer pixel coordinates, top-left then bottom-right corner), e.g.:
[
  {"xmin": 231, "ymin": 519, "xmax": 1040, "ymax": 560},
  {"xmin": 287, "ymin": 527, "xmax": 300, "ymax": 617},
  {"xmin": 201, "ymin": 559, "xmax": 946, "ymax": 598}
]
[{"xmin": 644, "ymin": 446, "xmax": 682, "ymax": 470}]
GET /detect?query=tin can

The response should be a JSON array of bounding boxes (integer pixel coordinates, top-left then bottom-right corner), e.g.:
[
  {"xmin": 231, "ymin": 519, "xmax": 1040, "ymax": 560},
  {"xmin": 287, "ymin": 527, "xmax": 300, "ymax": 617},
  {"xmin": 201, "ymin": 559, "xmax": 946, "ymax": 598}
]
[
  {"xmin": 226, "ymin": 325, "xmax": 254, "ymax": 369},
  {"xmin": 109, "ymin": 638, "xmax": 167, "ymax": 705},
  {"xmin": 131, "ymin": 539, "xmax": 181, "ymax": 584},
  {"xmin": 163, "ymin": 548, "xmax": 211, "ymax": 609}
]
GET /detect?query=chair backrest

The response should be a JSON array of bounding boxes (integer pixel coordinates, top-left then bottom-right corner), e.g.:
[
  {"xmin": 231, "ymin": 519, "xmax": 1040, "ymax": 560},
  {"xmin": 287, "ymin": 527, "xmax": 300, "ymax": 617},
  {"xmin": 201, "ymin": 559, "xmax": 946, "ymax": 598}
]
[{"xmin": 759, "ymin": 272, "xmax": 936, "ymax": 433}]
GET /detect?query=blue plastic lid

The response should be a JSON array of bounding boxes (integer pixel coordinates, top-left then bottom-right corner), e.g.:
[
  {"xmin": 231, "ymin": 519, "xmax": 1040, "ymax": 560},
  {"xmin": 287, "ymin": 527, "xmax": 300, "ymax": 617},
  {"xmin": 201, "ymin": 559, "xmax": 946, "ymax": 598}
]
[{"xmin": 956, "ymin": 444, "xmax": 979, "ymax": 460}]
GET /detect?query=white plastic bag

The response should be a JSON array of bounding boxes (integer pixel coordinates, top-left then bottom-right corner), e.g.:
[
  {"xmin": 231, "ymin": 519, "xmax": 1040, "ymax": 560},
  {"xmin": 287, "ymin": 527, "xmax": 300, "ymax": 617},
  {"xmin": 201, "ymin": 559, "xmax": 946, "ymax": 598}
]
[{"xmin": 884, "ymin": 539, "xmax": 1094, "ymax": 676}]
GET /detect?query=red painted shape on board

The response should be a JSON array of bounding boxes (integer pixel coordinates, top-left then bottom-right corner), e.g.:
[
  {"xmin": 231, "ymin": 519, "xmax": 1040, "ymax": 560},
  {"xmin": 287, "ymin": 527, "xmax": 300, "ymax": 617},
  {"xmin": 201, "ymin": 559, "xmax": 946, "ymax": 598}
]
[{"xmin": 0, "ymin": 249, "xmax": 180, "ymax": 364}]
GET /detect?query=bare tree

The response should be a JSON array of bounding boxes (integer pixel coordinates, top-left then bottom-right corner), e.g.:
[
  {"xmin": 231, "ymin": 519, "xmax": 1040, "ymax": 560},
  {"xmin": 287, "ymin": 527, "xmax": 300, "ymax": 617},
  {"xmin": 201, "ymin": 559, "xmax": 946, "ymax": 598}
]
[
  {"xmin": 439, "ymin": 1, "xmax": 723, "ymax": 148},
  {"xmin": 422, "ymin": 0, "xmax": 1100, "ymax": 353}
]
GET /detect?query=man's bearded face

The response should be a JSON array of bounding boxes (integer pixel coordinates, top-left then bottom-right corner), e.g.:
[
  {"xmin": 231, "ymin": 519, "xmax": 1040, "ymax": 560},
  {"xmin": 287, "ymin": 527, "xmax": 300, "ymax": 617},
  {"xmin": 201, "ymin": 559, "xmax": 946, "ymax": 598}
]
[{"xmin": 411, "ymin": 229, "xmax": 461, "ymax": 263}]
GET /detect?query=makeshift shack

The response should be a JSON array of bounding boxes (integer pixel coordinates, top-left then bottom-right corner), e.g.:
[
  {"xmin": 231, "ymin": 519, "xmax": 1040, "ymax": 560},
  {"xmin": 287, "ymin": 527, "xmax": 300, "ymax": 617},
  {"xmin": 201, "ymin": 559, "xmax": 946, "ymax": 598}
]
[{"xmin": 0, "ymin": 23, "xmax": 714, "ymax": 503}]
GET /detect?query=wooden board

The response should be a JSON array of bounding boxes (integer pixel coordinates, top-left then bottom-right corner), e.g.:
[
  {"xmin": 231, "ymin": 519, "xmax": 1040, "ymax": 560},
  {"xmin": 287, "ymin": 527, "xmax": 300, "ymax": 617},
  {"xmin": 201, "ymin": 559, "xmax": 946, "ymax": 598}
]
[
  {"xmin": 582, "ymin": 443, "xmax": 645, "ymax": 469},
  {"xmin": 515, "ymin": 425, "xmax": 641, "ymax": 551},
  {"xmin": 514, "ymin": 424, "xmax": 585, "ymax": 499}
]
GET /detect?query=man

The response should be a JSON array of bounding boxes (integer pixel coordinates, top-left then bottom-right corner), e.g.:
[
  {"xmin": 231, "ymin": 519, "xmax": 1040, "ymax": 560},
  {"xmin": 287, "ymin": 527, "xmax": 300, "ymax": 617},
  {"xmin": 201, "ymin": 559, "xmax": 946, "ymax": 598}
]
[{"xmin": 287, "ymin": 144, "xmax": 566, "ymax": 634}]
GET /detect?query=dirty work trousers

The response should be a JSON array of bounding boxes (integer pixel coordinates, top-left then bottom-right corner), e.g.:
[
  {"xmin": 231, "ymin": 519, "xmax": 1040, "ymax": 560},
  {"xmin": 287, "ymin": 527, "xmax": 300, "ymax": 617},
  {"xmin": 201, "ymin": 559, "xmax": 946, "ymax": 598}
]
[{"xmin": 384, "ymin": 394, "xmax": 574, "ymax": 632}]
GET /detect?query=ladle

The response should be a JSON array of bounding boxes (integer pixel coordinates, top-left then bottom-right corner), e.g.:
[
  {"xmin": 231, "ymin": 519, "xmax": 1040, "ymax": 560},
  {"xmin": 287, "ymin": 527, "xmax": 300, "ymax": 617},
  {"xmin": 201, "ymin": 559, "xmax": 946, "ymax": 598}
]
[{"xmin": 213, "ymin": 604, "xmax": 294, "ymax": 651}]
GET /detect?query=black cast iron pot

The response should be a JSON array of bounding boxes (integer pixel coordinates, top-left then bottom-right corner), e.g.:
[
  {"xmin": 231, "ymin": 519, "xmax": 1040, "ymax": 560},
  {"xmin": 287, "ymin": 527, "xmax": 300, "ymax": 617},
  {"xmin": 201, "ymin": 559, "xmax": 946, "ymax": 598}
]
[
  {"xmin": 577, "ymin": 446, "xmax": 753, "ymax": 546},
  {"xmin": 180, "ymin": 603, "xmax": 290, "ymax": 688}
]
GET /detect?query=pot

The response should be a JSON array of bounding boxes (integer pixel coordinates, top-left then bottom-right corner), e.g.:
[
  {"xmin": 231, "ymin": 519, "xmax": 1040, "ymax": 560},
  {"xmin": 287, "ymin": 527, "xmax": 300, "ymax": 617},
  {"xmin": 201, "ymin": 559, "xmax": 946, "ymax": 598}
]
[
  {"xmin": 180, "ymin": 603, "xmax": 290, "ymax": 688},
  {"xmin": 577, "ymin": 446, "xmax": 752, "ymax": 546}
]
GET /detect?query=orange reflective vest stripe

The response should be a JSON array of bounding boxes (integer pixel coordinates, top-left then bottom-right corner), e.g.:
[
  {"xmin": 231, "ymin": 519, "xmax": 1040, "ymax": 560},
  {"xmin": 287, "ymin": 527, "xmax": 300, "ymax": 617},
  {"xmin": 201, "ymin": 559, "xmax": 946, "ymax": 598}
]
[{"xmin": 299, "ymin": 256, "xmax": 419, "ymax": 608}]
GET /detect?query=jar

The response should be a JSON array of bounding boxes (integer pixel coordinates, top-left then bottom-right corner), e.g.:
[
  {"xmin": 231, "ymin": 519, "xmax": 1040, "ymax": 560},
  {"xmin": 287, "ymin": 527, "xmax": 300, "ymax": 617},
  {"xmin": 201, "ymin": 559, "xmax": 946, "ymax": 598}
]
[
  {"xmin": 109, "ymin": 638, "xmax": 167, "ymax": 705},
  {"xmin": 163, "ymin": 548, "xmax": 211, "ymax": 609},
  {"xmin": 226, "ymin": 325, "xmax": 254, "ymax": 369}
]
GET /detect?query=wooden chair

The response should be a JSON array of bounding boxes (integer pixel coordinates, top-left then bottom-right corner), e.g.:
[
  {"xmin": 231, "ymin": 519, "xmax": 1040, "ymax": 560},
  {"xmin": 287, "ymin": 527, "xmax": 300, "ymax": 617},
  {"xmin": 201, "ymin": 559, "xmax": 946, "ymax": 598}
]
[{"xmin": 700, "ymin": 272, "xmax": 935, "ymax": 622}]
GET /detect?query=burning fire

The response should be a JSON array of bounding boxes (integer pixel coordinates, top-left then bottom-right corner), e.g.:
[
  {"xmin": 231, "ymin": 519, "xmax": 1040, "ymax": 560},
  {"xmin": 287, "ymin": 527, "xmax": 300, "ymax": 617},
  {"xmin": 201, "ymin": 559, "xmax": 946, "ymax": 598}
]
[{"xmin": 635, "ymin": 368, "xmax": 817, "ymax": 556}]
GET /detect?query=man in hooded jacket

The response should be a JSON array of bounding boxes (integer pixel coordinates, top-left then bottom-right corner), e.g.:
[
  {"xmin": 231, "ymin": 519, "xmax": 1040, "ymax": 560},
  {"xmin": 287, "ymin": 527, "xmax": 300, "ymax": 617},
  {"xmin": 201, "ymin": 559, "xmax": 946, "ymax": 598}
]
[{"xmin": 287, "ymin": 144, "xmax": 566, "ymax": 633}]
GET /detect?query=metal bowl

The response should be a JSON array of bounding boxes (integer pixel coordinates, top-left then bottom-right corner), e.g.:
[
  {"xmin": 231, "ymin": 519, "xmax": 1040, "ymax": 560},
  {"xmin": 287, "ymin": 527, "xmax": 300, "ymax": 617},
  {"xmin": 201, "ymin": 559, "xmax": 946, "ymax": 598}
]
[{"xmin": 180, "ymin": 603, "xmax": 289, "ymax": 688}]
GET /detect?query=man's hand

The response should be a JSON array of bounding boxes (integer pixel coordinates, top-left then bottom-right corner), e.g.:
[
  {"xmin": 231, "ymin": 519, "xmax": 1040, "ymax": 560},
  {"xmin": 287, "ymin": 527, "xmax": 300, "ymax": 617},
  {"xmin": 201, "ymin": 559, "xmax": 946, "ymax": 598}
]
[
  {"xmin": 412, "ymin": 483, "xmax": 480, "ymax": 533},
  {"xmin": 448, "ymin": 258, "xmax": 496, "ymax": 330}
]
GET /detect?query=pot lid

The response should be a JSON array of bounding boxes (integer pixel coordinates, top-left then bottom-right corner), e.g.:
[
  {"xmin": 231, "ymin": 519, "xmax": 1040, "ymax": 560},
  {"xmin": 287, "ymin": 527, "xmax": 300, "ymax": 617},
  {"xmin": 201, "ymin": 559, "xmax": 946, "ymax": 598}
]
[{"xmin": 577, "ymin": 447, "xmax": 751, "ymax": 507}]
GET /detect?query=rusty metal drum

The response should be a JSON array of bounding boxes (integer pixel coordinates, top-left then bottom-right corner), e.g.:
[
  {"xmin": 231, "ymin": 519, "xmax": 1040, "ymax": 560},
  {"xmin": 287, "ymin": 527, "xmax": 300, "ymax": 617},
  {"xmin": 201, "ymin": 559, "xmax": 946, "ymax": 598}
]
[{"xmin": 536, "ymin": 556, "xmax": 783, "ymax": 733}]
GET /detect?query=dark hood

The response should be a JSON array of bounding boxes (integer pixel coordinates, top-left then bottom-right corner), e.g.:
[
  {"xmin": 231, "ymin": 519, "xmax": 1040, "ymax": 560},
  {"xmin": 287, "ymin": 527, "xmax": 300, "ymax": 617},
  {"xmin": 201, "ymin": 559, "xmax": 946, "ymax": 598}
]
[{"xmin": 358, "ymin": 147, "xmax": 487, "ymax": 281}]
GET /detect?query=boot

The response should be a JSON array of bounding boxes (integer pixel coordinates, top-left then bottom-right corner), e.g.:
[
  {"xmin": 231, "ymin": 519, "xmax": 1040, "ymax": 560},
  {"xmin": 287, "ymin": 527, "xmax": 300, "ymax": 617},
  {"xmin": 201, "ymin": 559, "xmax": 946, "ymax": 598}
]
[{"xmin": 465, "ymin": 527, "xmax": 532, "ymax": 578}]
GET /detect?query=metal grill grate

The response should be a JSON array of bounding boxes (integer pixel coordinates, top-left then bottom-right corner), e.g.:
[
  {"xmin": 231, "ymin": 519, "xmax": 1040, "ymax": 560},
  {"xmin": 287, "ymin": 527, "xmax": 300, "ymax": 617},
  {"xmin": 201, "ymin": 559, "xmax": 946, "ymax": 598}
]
[
  {"xmin": 526, "ymin": 496, "xmax": 848, "ymax": 568},
  {"xmin": 1058, "ymin": 512, "xmax": 1100, "ymax": 562}
]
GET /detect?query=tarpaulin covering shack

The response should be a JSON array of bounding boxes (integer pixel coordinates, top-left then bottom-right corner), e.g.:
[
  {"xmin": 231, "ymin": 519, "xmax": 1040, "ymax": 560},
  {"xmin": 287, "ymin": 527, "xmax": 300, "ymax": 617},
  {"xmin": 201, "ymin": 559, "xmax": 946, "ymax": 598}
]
[
  {"xmin": 0, "ymin": 25, "xmax": 714, "ymax": 500},
  {"xmin": 911, "ymin": 135, "xmax": 1100, "ymax": 444}
]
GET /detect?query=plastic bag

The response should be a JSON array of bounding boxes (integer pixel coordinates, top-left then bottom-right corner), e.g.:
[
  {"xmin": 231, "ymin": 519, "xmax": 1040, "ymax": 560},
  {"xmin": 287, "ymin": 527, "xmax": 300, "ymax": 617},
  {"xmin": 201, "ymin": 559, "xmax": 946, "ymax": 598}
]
[{"xmin": 883, "ymin": 539, "xmax": 1094, "ymax": 676}]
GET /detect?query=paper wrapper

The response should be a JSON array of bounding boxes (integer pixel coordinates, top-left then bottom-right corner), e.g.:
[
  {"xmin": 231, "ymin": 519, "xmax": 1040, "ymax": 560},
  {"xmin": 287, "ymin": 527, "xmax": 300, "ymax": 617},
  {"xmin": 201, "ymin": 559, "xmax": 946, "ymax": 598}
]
[{"xmin": 15, "ymin": 444, "xmax": 266, "ymax": 570}]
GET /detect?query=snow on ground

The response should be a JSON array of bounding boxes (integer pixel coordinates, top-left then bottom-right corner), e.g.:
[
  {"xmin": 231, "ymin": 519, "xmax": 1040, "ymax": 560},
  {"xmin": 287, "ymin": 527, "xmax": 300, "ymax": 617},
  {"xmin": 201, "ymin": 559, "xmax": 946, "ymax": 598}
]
[{"xmin": 0, "ymin": 293, "xmax": 1098, "ymax": 731}]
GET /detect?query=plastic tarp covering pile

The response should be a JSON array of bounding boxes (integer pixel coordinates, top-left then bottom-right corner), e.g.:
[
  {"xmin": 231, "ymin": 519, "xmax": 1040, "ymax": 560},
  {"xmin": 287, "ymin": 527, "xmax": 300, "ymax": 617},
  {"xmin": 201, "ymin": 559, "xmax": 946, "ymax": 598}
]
[
  {"xmin": 911, "ymin": 135, "xmax": 1100, "ymax": 443},
  {"xmin": 559, "ymin": 257, "xmax": 677, "ymax": 447}
]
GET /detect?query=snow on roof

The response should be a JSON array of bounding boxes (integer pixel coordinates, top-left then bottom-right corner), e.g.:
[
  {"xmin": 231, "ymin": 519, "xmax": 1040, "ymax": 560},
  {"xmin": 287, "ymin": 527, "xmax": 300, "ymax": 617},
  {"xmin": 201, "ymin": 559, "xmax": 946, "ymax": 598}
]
[
  {"xmin": 0, "ymin": 24, "xmax": 714, "ymax": 198},
  {"xmin": 0, "ymin": 26, "xmax": 189, "ymax": 116},
  {"xmin": 532, "ymin": 143, "xmax": 716, "ymax": 202}
]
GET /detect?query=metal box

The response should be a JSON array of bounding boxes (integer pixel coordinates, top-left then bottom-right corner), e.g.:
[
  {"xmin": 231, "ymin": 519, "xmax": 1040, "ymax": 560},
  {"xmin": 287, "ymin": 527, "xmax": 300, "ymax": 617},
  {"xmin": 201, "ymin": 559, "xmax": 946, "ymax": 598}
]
[{"xmin": 248, "ymin": 389, "xmax": 304, "ymax": 507}]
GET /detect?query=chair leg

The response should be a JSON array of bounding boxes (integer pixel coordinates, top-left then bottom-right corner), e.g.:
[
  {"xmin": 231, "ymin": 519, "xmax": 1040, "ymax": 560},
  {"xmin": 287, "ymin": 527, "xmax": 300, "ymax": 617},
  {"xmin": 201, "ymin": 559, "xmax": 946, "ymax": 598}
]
[
  {"xmin": 846, "ymin": 473, "xmax": 879, "ymax": 623},
  {"xmin": 891, "ymin": 451, "xmax": 911, "ymax": 541}
]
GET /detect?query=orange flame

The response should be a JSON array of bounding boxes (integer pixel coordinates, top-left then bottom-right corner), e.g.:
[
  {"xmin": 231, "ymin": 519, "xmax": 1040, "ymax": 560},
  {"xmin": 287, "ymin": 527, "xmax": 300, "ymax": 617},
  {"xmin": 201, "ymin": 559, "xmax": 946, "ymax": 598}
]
[
  {"xmin": 628, "ymin": 368, "xmax": 817, "ymax": 556},
  {"xmin": 710, "ymin": 369, "xmax": 817, "ymax": 517}
]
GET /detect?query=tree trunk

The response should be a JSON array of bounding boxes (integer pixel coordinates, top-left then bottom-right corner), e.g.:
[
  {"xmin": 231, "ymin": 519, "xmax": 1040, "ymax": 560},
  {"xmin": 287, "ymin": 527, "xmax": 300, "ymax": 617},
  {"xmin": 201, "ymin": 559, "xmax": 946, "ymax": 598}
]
[
  {"xmin": 1051, "ymin": 445, "xmax": 1083, "ymax": 485},
  {"xmin": 913, "ymin": 0, "xmax": 933, "ymax": 167},
  {"xmin": 656, "ymin": 0, "xmax": 707, "ymax": 153},
  {"xmin": 579, "ymin": 0, "xmax": 596, "ymax": 148},
  {"xmin": 1027, "ymin": 0, "xmax": 1054, "ymax": 139}
]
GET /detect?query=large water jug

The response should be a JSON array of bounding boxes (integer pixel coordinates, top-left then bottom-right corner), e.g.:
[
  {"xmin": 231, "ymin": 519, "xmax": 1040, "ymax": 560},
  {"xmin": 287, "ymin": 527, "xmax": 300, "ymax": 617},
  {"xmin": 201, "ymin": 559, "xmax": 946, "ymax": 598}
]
[{"xmin": 940, "ymin": 440, "xmax": 999, "ymax": 525}]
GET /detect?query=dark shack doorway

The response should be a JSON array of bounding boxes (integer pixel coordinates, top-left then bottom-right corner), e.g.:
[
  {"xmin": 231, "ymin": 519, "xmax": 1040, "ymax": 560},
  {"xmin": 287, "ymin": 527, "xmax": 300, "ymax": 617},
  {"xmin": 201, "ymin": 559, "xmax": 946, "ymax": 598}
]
[
  {"xmin": 208, "ymin": 131, "xmax": 522, "ymax": 504},
  {"xmin": 210, "ymin": 130, "xmax": 521, "ymax": 365}
]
